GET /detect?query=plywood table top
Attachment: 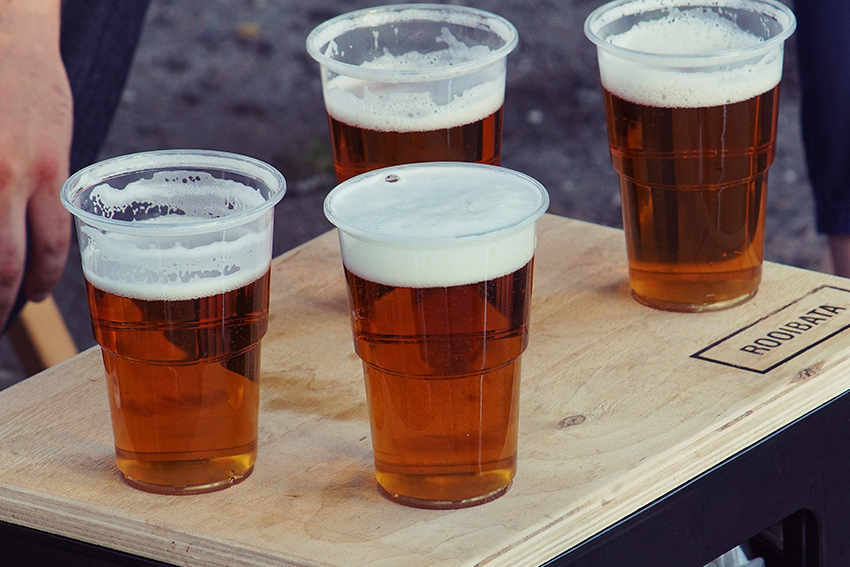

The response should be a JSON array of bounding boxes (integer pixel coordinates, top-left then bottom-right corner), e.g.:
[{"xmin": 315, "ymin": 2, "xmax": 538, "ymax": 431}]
[{"xmin": 3, "ymin": 214, "xmax": 850, "ymax": 567}]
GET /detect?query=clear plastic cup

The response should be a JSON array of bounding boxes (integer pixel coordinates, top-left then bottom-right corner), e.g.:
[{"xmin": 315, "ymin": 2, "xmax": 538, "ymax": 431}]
[
  {"xmin": 324, "ymin": 162, "xmax": 549, "ymax": 508},
  {"xmin": 61, "ymin": 149, "xmax": 285, "ymax": 494},
  {"xmin": 585, "ymin": 0, "xmax": 796, "ymax": 312}
]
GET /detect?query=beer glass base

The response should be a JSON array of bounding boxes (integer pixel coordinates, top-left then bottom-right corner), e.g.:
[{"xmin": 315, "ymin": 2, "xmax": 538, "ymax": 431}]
[
  {"xmin": 632, "ymin": 288, "xmax": 758, "ymax": 313},
  {"xmin": 120, "ymin": 465, "xmax": 254, "ymax": 495},
  {"xmin": 376, "ymin": 480, "xmax": 511, "ymax": 510}
]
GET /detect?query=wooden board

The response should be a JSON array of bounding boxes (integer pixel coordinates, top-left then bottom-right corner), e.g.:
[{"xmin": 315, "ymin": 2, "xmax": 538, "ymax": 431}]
[{"xmin": 2, "ymin": 214, "xmax": 850, "ymax": 567}]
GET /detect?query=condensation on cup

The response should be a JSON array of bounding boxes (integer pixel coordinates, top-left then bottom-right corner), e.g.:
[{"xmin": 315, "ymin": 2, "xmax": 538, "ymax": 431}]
[
  {"xmin": 306, "ymin": 4, "xmax": 518, "ymax": 182},
  {"xmin": 585, "ymin": 0, "xmax": 796, "ymax": 312},
  {"xmin": 61, "ymin": 150, "xmax": 285, "ymax": 494},
  {"xmin": 324, "ymin": 162, "xmax": 549, "ymax": 509}
]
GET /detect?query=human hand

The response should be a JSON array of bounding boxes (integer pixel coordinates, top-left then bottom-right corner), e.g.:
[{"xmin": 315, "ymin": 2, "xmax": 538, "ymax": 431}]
[{"xmin": 0, "ymin": 0, "xmax": 73, "ymax": 331}]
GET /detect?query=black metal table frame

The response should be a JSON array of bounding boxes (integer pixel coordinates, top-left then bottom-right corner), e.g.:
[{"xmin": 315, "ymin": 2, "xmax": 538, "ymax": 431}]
[
  {"xmin": 546, "ymin": 388, "xmax": 850, "ymax": 567},
  {"xmin": 4, "ymin": 389, "xmax": 849, "ymax": 567}
]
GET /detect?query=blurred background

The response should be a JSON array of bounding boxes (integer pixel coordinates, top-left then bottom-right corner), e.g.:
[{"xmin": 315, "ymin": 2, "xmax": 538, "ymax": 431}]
[{"xmin": 0, "ymin": 0, "xmax": 823, "ymax": 385}]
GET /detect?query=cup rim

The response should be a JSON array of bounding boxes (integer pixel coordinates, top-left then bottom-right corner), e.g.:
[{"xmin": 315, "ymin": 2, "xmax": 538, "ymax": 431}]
[
  {"xmin": 305, "ymin": 3, "xmax": 519, "ymax": 82},
  {"xmin": 61, "ymin": 149, "xmax": 286, "ymax": 235},
  {"xmin": 323, "ymin": 162, "xmax": 550, "ymax": 246},
  {"xmin": 583, "ymin": 0, "xmax": 796, "ymax": 67}
]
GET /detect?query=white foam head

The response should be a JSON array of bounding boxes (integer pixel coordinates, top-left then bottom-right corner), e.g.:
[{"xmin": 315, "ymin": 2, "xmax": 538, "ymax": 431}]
[
  {"xmin": 324, "ymin": 163, "xmax": 549, "ymax": 288},
  {"xmin": 323, "ymin": 67, "xmax": 506, "ymax": 133},
  {"xmin": 585, "ymin": 0, "xmax": 796, "ymax": 108},
  {"xmin": 62, "ymin": 151, "xmax": 286, "ymax": 301}
]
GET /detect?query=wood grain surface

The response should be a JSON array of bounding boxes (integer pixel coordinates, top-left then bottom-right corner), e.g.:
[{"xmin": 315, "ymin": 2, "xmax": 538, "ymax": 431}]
[{"xmin": 2, "ymin": 214, "xmax": 849, "ymax": 567}]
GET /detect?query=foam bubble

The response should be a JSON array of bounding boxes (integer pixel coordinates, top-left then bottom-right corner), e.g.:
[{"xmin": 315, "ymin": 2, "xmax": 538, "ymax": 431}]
[
  {"xmin": 610, "ymin": 8, "xmax": 759, "ymax": 55},
  {"xmin": 324, "ymin": 60, "xmax": 505, "ymax": 132},
  {"xmin": 306, "ymin": 5, "xmax": 518, "ymax": 83},
  {"xmin": 325, "ymin": 164, "xmax": 549, "ymax": 288},
  {"xmin": 321, "ymin": 26, "xmax": 506, "ymax": 132},
  {"xmin": 597, "ymin": 7, "xmax": 784, "ymax": 108},
  {"xmin": 81, "ymin": 227, "xmax": 272, "ymax": 301},
  {"xmin": 79, "ymin": 171, "xmax": 273, "ymax": 301},
  {"xmin": 89, "ymin": 171, "xmax": 266, "ymax": 222}
]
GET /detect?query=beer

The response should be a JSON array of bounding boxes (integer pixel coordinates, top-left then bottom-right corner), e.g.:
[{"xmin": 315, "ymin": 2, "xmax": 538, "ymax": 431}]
[
  {"xmin": 328, "ymin": 107, "xmax": 503, "ymax": 182},
  {"xmin": 85, "ymin": 272, "xmax": 269, "ymax": 494},
  {"xmin": 605, "ymin": 86, "xmax": 778, "ymax": 310},
  {"xmin": 306, "ymin": 5, "xmax": 517, "ymax": 182},
  {"xmin": 346, "ymin": 262, "xmax": 531, "ymax": 505},
  {"xmin": 324, "ymin": 162, "xmax": 549, "ymax": 508},
  {"xmin": 585, "ymin": 0, "xmax": 796, "ymax": 311},
  {"xmin": 61, "ymin": 150, "xmax": 285, "ymax": 494}
]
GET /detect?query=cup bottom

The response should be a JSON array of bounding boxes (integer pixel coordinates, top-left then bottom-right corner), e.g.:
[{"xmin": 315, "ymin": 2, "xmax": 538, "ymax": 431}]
[
  {"xmin": 120, "ymin": 465, "xmax": 254, "ymax": 495},
  {"xmin": 115, "ymin": 442, "xmax": 257, "ymax": 495},
  {"xmin": 632, "ymin": 288, "xmax": 757, "ymax": 313},
  {"xmin": 376, "ymin": 480, "xmax": 511, "ymax": 509}
]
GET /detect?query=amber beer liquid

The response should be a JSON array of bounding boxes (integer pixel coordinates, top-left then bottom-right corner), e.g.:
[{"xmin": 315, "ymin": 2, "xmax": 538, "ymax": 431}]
[
  {"xmin": 86, "ymin": 272, "xmax": 269, "ymax": 493},
  {"xmin": 324, "ymin": 163, "xmax": 549, "ymax": 508},
  {"xmin": 306, "ymin": 5, "xmax": 518, "ymax": 182},
  {"xmin": 585, "ymin": 0, "xmax": 796, "ymax": 311},
  {"xmin": 61, "ymin": 150, "xmax": 285, "ymax": 495},
  {"xmin": 606, "ymin": 86, "xmax": 779, "ymax": 309},
  {"xmin": 328, "ymin": 107, "xmax": 503, "ymax": 182},
  {"xmin": 346, "ymin": 262, "xmax": 530, "ymax": 504}
]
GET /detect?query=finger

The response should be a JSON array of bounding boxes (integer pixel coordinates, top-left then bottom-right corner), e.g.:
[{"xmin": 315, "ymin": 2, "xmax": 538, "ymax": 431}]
[
  {"xmin": 0, "ymin": 190, "xmax": 28, "ymax": 329},
  {"xmin": 23, "ymin": 174, "xmax": 72, "ymax": 303}
]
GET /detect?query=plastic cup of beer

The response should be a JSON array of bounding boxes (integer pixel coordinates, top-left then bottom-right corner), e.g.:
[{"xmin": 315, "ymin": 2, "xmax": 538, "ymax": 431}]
[
  {"xmin": 306, "ymin": 4, "xmax": 518, "ymax": 182},
  {"xmin": 61, "ymin": 150, "xmax": 285, "ymax": 494},
  {"xmin": 324, "ymin": 162, "xmax": 549, "ymax": 509},
  {"xmin": 584, "ymin": 0, "xmax": 796, "ymax": 312}
]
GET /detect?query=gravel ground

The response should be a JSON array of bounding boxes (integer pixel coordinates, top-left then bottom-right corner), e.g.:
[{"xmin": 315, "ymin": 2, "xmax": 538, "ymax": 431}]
[{"xmin": 0, "ymin": 0, "xmax": 825, "ymax": 386}]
